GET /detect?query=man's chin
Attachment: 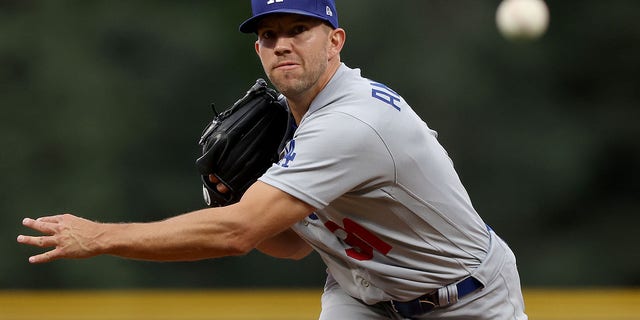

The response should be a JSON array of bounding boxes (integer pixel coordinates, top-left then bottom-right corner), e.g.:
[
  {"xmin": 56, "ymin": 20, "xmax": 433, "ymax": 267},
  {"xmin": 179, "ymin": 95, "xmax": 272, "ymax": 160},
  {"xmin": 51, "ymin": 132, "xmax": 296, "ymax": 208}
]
[{"xmin": 270, "ymin": 78, "xmax": 304, "ymax": 96}]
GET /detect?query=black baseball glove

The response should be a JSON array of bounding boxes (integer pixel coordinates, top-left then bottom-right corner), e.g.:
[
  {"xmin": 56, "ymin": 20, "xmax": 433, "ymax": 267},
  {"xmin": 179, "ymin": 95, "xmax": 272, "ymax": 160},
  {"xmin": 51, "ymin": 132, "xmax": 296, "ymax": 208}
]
[{"xmin": 196, "ymin": 79, "xmax": 289, "ymax": 207}]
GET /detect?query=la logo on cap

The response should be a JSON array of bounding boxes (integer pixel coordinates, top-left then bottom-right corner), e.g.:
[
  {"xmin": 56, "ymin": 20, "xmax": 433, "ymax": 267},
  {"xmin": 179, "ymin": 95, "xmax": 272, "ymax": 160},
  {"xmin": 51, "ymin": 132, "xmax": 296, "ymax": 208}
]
[{"xmin": 266, "ymin": 0, "xmax": 283, "ymax": 4}]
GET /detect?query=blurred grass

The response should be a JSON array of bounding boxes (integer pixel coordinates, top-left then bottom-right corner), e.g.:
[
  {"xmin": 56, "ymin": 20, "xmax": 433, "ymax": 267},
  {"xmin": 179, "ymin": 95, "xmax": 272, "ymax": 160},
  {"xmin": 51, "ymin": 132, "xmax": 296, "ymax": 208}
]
[{"xmin": 0, "ymin": 288, "xmax": 639, "ymax": 319}]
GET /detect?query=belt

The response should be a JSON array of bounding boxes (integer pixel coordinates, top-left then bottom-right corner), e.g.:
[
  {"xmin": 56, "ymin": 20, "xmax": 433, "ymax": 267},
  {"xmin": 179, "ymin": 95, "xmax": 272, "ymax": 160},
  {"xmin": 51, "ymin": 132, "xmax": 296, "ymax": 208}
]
[{"xmin": 390, "ymin": 276, "xmax": 483, "ymax": 318}]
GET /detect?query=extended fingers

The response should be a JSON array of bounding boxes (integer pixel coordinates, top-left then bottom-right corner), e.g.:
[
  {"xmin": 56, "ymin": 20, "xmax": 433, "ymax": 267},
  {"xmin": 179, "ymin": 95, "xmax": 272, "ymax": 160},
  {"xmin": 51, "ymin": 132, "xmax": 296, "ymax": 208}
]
[{"xmin": 18, "ymin": 215, "xmax": 79, "ymax": 264}]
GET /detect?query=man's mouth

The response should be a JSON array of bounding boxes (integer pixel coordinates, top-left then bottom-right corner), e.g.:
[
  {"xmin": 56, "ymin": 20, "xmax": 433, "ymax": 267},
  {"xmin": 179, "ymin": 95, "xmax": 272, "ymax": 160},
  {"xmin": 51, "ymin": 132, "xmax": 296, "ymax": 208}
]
[{"xmin": 274, "ymin": 61, "xmax": 299, "ymax": 70}]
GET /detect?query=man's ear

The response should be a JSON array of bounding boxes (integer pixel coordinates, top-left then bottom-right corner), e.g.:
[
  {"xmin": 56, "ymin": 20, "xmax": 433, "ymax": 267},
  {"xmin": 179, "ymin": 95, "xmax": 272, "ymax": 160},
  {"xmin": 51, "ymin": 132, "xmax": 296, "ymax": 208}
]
[
  {"xmin": 255, "ymin": 40, "xmax": 261, "ymax": 55},
  {"xmin": 328, "ymin": 28, "xmax": 346, "ymax": 59}
]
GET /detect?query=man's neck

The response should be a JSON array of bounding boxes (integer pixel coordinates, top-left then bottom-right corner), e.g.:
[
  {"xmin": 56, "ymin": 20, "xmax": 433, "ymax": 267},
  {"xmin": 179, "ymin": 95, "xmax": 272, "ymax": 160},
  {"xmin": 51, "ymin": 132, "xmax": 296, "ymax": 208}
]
[{"xmin": 287, "ymin": 61, "xmax": 341, "ymax": 125}]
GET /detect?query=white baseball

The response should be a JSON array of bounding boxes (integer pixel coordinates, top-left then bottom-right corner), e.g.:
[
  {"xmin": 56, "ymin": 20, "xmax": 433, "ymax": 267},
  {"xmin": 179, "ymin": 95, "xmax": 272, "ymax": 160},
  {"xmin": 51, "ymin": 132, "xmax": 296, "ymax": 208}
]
[{"xmin": 496, "ymin": 0, "xmax": 550, "ymax": 41}]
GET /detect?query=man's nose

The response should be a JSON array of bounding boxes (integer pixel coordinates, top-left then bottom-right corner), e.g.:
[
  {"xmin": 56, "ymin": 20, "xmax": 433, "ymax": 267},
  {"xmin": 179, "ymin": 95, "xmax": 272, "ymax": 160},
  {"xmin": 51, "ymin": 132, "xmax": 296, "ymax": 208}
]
[{"xmin": 274, "ymin": 36, "xmax": 293, "ymax": 55}]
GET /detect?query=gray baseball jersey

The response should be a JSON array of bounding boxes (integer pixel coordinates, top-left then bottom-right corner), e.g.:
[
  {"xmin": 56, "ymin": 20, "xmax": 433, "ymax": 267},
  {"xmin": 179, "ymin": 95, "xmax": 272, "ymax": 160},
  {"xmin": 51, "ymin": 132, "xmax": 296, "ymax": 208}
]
[{"xmin": 259, "ymin": 63, "xmax": 491, "ymax": 304}]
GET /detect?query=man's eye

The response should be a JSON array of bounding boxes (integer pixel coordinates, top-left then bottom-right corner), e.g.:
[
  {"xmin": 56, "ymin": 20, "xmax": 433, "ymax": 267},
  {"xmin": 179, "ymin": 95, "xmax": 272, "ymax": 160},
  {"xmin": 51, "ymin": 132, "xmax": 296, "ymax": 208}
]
[
  {"xmin": 260, "ymin": 31, "xmax": 274, "ymax": 39},
  {"xmin": 292, "ymin": 25, "xmax": 307, "ymax": 35}
]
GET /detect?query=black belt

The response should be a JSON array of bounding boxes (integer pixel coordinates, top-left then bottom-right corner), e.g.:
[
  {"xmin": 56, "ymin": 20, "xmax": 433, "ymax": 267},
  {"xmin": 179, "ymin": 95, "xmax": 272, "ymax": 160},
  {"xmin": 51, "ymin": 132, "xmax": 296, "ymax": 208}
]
[{"xmin": 390, "ymin": 276, "xmax": 483, "ymax": 318}]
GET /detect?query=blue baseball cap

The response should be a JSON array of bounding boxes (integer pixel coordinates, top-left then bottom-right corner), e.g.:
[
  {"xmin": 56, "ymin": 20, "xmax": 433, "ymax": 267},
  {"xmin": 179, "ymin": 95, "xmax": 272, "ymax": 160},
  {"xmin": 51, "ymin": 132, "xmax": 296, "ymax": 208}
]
[{"xmin": 239, "ymin": 0, "xmax": 339, "ymax": 34}]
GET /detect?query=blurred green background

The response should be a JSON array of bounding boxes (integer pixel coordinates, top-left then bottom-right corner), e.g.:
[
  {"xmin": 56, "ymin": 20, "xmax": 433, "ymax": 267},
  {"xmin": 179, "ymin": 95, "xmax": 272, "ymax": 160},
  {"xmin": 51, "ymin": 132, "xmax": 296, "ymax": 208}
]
[{"xmin": 1, "ymin": 0, "xmax": 638, "ymax": 289}]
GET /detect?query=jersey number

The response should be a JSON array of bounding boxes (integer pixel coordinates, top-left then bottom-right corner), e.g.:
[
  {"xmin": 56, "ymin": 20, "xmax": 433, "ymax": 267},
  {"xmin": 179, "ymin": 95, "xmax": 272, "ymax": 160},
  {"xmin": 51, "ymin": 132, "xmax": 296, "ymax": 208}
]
[{"xmin": 325, "ymin": 218, "xmax": 392, "ymax": 261}]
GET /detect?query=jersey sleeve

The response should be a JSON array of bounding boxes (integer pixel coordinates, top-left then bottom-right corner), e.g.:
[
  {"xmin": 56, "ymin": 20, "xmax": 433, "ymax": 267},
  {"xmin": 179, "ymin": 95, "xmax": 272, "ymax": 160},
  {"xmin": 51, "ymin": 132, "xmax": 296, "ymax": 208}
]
[{"xmin": 259, "ymin": 111, "xmax": 395, "ymax": 209}]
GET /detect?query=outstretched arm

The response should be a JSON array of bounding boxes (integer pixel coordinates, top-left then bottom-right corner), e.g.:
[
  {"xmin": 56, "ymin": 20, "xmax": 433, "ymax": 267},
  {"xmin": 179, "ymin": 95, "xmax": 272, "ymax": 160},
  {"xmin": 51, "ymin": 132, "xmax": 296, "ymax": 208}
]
[{"xmin": 17, "ymin": 181, "xmax": 315, "ymax": 263}]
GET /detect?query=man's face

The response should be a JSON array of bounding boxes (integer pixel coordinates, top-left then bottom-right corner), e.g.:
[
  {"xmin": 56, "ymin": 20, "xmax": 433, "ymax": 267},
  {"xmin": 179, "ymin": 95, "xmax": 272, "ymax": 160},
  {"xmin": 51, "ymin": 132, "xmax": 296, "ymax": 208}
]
[{"xmin": 254, "ymin": 14, "xmax": 333, "ymax": 98}]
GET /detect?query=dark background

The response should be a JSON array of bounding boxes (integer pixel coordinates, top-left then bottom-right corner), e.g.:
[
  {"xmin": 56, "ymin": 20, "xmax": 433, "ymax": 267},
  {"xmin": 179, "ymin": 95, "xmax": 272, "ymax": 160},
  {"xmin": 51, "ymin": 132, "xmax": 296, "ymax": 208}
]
[{"xmin": 1, "ymin": 0, "xmax": 638, "ymax": 289}]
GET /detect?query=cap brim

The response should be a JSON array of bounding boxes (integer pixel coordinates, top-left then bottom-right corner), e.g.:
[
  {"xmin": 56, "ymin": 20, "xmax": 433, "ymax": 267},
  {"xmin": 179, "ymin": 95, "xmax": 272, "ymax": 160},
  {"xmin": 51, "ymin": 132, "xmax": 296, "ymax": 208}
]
[{"xmin": 239, "ymin": 9, "xmax": 333, "ymax": 33}]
